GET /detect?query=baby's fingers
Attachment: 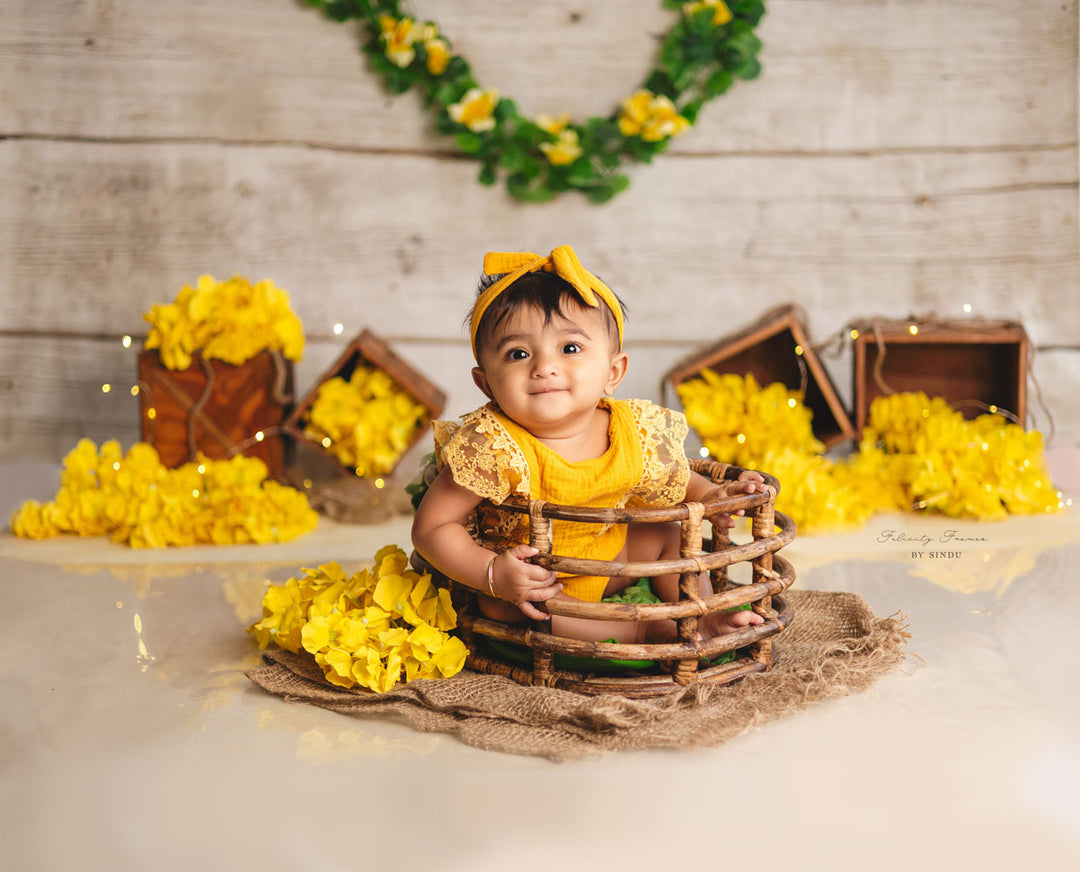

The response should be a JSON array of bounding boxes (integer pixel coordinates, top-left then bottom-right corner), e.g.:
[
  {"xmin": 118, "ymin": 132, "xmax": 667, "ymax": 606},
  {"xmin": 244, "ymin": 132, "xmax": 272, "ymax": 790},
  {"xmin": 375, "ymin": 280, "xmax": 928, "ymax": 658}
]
[{"xmin": 517, "ymin": 599, "xmax": 552, "ymax": 621}]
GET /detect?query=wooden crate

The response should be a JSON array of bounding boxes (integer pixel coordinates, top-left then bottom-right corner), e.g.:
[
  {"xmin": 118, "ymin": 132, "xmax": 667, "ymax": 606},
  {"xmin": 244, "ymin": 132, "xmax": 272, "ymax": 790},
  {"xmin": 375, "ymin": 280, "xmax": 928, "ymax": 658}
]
[
  {"xmin": 852, "ymin": 318, "xmax": 1029, "ymax": 433},
  {"xmin": 137, "ymin": 349, "xmax": 294, "ymax": 477},
  {"xmin": 663, "ymin": 304, "xmax": 854, "ymax": 448},
  {"xmin": 284, "ymin": 329, "xmax": 446, "ymax": 477}
]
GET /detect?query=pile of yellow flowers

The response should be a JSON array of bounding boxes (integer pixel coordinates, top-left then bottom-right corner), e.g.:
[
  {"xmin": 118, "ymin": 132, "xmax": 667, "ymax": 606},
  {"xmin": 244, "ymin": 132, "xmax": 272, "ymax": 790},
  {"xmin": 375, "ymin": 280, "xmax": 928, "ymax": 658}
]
[
  {"xmin": 677, "ymin": 371, "xmax": 1061, "ymax": 532},
  {"xmin": 249, "ymin": 547, "xmax": 468, "ymax": 693},
  {"xmin": 861, "ymin": 392, "xmax": 1060, "ymax": 520},
  {"xmin": 144, "ymin": 274, "xmax": 305, "ymax": 371},
  {"xmin": 11, "ymin": 439, "xmax": 318, "ymax": 547},
  {"xmin": 303, "ymin": 365, "xmax": 429, "ymax": 476}
]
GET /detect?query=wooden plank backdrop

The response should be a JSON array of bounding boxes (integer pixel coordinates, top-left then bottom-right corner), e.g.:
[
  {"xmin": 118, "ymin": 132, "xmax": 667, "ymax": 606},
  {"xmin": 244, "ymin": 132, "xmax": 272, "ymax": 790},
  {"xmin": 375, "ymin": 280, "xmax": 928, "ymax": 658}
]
[{"xmin": 1, "ymin": 0, "xmax": 1077, "ymax": 460}]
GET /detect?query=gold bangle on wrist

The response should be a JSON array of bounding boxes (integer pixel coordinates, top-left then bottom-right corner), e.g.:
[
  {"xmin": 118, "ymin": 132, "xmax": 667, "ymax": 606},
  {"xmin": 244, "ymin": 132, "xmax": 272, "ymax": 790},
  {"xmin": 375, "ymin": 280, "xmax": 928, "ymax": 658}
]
[{"xmin": 486, "ymin": 556, "xmax": 497, "ymax": 598}]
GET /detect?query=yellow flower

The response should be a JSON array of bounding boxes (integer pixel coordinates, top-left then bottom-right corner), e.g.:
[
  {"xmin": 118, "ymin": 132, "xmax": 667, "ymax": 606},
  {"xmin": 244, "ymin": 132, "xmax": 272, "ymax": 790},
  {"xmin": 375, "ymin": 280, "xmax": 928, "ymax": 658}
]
[
  {"xmin": 536, "ymin": 114, "xmax": 570, "ymax": 136},
  {"xmin": 248, "ymin": 546, "xmax": 468, "ymax": 692},
  {"xmin": 424, "ymin": 38, "xmax": 451, "ymax": 75},
  {"xmin": 683, "ymin": 0, "xmax": 734, "ymax": 26},
  {"xmin": 677, "ymin": 373, "xmax": 1059, "ymax": 531},
  {"xmin": 303, "ymin": 364, "xmax": 428, "ymax": 476},
  {"xmin": 618, "ymin": 90, "xmax": 692, "ymax": 142},
  {"xmin": 448, "ymin": 88, "xmax": 499, "ymax": 133},
  {"xmin": 10, "ymin": 501, "xmax": 59, "ymax": 539},
  {"xmin": 144, "ymin": 275, "xmax": 304, "ymax": 370},
  {"xmin": 539, "ymin": 129, "xmax": 584, "ymax": 166},
  {"xmin": 379, "ymin": 15, "xmax": 421, "ymax": 67},
  {"xmin": 13, "ymin": 440, "xmax": 317, "ymax": 548}
]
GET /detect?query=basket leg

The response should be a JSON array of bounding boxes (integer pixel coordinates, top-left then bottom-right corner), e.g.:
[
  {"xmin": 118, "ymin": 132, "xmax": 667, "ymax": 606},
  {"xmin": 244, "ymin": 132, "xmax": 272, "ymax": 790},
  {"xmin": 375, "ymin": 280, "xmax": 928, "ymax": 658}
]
[
  {"xmin": 708, "ymin": 519, "xmax": 732, "ymax": 594},
  {"xmin": 527, "ymin": 501, "xmax": 556, "ymax": 686},
  {"xmin": 749, "ymin": 488, "xmax": 778, "ymax": 667},
  {"xmin": 673, "ymin": 503, "xmax": 706, "ymax": 686}
]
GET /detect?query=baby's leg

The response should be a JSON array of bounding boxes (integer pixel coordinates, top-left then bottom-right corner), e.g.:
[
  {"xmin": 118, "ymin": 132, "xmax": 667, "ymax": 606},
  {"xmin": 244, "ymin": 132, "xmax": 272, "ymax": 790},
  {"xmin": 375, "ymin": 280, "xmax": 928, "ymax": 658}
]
[{"xmin": 624, "ymin": 521, "xmax": 763, "ymax": 640}]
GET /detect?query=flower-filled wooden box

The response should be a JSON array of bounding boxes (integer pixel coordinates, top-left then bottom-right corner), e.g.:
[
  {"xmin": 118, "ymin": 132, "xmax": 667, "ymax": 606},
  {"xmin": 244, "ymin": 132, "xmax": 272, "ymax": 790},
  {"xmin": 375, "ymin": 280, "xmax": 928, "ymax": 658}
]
[
  {"xmin": 284, "ymin": 329, "xmax": 446, "ymax": 478},
  {"xmin": 137, "ymin": 349, "xmax": 295, "ymax": 478},
  {"xmin": 851, "ymin": 318, "xmax": 1029, "ymax": 434},
  {"xmin": 663, "ymin": 304, "xmax": 854, "ymax": 449}
]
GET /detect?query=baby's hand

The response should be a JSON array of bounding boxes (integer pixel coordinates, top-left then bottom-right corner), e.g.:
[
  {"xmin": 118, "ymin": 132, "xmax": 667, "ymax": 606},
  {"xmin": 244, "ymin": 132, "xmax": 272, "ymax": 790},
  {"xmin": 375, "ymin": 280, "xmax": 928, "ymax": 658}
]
[
  {"xmin": 703, "ymin": 471, "xmax": 767, "ymax": 528},
  {"xmin": 489, "ymin": 545, "xmax": 563, "ymax": 621}
]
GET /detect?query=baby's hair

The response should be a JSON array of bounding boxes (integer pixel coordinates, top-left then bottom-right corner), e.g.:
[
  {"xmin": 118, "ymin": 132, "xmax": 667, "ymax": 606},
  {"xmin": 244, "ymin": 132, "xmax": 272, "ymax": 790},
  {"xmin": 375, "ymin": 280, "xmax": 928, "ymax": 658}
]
[{"xmin": 469, "ymin": 270, "xmax": 628, "ymax": 358}]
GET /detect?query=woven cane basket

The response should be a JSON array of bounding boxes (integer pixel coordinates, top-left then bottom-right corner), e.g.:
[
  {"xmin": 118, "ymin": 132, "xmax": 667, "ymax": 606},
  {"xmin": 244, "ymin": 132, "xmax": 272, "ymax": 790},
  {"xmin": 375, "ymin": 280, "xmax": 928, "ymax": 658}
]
[{"xmin": 416, "ymin": 459, "xmax": 796, "ymax": 698}]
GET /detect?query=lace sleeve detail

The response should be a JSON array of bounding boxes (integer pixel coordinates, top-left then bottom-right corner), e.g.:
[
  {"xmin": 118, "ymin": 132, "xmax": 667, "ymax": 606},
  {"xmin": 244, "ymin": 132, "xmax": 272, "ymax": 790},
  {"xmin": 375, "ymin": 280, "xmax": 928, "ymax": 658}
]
[
  {"xmin": 626, "ymin": 399, "xmax": 690, "ymax": 507},
  {"xmin": 434, "ymin": 407, "xmax": 530, "ymax": 504}
]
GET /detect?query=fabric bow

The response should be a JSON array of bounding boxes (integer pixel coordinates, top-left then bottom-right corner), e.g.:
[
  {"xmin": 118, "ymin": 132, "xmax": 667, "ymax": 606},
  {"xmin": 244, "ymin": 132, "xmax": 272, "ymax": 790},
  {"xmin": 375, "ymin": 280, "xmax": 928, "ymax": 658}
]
[{"xmin": 470, "ymin": 244, "xmax": 624, "ymax": 359}]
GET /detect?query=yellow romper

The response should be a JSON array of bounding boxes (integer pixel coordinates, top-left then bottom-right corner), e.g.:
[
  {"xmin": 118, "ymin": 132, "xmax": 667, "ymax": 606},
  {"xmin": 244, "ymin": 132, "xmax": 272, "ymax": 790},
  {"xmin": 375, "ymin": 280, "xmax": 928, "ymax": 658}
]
[{"xmin": 433, "ymin": 398, "xmax": 691, "ymax": 602}]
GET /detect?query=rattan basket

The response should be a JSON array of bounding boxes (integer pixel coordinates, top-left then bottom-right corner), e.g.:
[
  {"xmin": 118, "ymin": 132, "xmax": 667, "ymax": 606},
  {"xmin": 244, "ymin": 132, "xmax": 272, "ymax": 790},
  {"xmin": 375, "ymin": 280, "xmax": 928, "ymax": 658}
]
[{"xmin": 415, "ymin": 459, "xmax": 796, "ymax": 698}]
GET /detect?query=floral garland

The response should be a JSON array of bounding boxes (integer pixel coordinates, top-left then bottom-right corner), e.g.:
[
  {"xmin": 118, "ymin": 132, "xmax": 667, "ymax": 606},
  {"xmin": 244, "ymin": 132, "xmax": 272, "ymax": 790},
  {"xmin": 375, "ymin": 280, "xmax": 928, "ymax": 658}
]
[
  {"xmin": 144, "ymin": 274, "xmax": 305, "ymax": 370},
  {"xmin": 249, "ymin": 546, "xmax": 468, "ymax": 692},
  {"xmin": 677, "ymin": 372, "xmax": 1063, "ymax": 532},
  {"xmin": 11, "ymin": 439, "xmax": 318, "ymax": 547},
  {"xmin": 302, "ymin": 364, "xmax": 429, "ymax": 476},
  {"xmin": 304, "ymin": 0, "xmax": 765, "ymax": 202}
]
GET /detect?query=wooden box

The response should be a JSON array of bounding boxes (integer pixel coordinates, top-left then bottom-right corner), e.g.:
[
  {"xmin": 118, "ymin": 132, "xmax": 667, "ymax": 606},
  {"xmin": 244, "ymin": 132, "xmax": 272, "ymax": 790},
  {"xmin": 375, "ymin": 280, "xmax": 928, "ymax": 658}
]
[
  {"xmin": 137, "ymin": 349, "xmax": 294, "ymax": 478},
  {"xmin": 663, "ymin": 304, "xmax": 855, "ymax": 448},
  {"xmin": 851, "ymin": 318, "xmax": 1029, "ymax": 433},
  {"xmin": 284, "ymin": 329, "xmax": 446, "ymax": 477}
]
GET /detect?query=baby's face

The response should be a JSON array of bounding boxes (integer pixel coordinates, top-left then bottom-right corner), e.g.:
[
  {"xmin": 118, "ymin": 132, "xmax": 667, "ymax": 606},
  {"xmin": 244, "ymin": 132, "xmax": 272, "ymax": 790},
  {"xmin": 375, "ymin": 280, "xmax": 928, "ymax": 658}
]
[{"xmin": 472, "ymin": 302, "xmax": 627, "ymax": 438}]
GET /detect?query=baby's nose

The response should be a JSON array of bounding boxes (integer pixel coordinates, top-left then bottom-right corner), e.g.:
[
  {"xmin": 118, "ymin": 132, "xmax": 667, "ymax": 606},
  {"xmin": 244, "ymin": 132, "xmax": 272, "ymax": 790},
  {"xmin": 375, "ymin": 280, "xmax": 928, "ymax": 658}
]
[{"xmin": 532, "ymin": 354, "xmax": 558, "ymax": 376}]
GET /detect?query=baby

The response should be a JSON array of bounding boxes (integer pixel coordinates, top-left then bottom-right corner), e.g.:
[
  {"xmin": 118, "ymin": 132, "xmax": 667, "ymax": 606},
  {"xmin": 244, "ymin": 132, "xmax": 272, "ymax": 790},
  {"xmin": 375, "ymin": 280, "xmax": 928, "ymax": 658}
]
[{"xmin": 412, "ymin": 245, "xmax": 764, "ymax": 644}]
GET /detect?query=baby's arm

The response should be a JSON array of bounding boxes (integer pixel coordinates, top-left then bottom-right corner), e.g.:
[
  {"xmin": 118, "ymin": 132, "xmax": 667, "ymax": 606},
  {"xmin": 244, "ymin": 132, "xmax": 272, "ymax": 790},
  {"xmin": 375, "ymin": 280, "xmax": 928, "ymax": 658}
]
[{"xmin": 411, "ymin": 467, "xmax": 563, "ymax": 621}]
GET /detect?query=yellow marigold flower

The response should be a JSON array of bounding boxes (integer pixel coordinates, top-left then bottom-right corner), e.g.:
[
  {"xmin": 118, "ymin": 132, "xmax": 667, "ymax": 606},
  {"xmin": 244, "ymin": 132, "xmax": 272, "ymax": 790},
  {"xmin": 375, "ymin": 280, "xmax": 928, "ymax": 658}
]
[
  {"xmin": 683, "ymin": 0, "xmax": 734, "ymax": 26},
  {"xmin": 448, "ymin": 87, "xmax": 499, "ymax": 133},
  {"xmin": 539, "ymin": 129, "xmax": 584, "ymax": 166}
]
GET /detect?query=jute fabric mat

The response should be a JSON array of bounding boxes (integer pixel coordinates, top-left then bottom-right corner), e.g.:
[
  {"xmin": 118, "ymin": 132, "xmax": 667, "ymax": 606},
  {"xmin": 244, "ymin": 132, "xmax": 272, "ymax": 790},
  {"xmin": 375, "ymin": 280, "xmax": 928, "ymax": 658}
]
[{"xmin": 245, "ymin": 589, "xmax": 910, "ymax": 761}]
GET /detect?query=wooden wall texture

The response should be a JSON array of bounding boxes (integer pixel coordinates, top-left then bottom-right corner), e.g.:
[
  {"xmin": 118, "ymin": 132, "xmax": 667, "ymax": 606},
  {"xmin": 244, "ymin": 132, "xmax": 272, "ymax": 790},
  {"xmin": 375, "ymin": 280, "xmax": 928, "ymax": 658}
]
[{"xmin": 2, "ymin": 0, "xmax": 1078, "ymax": 461}]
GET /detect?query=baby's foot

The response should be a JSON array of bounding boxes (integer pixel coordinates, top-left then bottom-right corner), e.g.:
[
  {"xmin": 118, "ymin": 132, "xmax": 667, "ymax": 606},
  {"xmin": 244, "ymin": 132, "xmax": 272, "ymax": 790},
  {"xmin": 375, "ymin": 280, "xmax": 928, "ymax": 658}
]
[{"xmin": 708, "ymin": 607, "xmax": 765, "ymax": 636}]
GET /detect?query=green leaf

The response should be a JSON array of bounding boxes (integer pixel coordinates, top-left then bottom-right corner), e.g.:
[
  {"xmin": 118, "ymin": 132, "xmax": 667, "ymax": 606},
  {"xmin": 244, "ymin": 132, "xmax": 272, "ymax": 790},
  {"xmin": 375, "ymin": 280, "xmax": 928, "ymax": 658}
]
[
  {"xmin": 586, "ymin": 184, "xmax": 618, "ymax": 205},
  {"xmin": 456, "ymin": 132, "xmax": 484, "ymax": 153},
  {"xmin": 736, "ymin": 57, "xmax": 762, "ymax": 80},
  {"xmin": 302, "ymin": 0, "xmax": 765, "ymax": 205},
  {"xmin": 498, "ymin": 146, "xmax": 525, "ymax": 171},
  {"xmin": 704, "ymin": 68, "xmax": 733, "ymax": 97}
]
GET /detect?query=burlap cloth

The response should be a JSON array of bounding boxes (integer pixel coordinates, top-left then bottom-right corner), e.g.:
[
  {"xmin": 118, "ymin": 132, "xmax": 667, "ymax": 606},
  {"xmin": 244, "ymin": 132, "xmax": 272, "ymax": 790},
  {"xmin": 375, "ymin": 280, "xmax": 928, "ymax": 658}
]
[{"xmin": 245, "ymin": 589, "xmax": 910, "ymax": 761}]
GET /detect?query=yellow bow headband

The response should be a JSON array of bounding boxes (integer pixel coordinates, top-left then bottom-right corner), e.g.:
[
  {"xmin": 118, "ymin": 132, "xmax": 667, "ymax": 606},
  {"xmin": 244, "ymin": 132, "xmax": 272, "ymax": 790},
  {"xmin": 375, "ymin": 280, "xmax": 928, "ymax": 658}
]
[{"xmin": 470, "ymin": 245, "xmax": 624, "ymax": 360}]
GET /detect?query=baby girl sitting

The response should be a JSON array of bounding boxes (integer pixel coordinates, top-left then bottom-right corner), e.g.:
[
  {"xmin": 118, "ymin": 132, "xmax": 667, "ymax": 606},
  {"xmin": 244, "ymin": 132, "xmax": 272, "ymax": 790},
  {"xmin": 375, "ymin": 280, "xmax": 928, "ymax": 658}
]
[{"xmin": 412, "ymin": 245, "xmax": 764, "ymax": 644}]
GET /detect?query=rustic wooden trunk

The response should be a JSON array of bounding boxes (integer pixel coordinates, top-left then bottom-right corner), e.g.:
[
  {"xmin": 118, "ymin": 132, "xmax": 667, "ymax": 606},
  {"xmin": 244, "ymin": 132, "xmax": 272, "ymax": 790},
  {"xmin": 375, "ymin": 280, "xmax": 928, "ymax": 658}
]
[
  {"xmin": 663, "ymin": 304, "xmax": 855, "ymax": 448},
  {"xmin": 851, "ymin": 318, "xmax": 1029, "ymax": 434},
  {"xmin": 137, "ymin": 349, "xmax": 294, "ymax": 477},
  {"xmin": 284, "ymin": 329, "xmax": 446, "ymax": 477}
]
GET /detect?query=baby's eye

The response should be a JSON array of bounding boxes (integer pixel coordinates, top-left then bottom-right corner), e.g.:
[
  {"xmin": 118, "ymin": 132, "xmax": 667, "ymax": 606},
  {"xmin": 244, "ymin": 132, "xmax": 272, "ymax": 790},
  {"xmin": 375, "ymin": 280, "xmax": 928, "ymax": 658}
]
[
  {"xmin": 507, "ymin": 348, "xmax": 529, "ymax": 361},
  {"xmin": 562, "ymin": 342, "xmax": 582, "ymax": 354}
]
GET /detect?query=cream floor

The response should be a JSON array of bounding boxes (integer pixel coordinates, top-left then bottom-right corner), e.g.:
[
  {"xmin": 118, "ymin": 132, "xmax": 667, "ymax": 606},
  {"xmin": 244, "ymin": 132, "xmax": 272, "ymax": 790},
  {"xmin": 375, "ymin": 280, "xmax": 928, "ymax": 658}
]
[{"xmin": 2, "ymin": 458, "xmax": 1079, "ymax": 872}]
